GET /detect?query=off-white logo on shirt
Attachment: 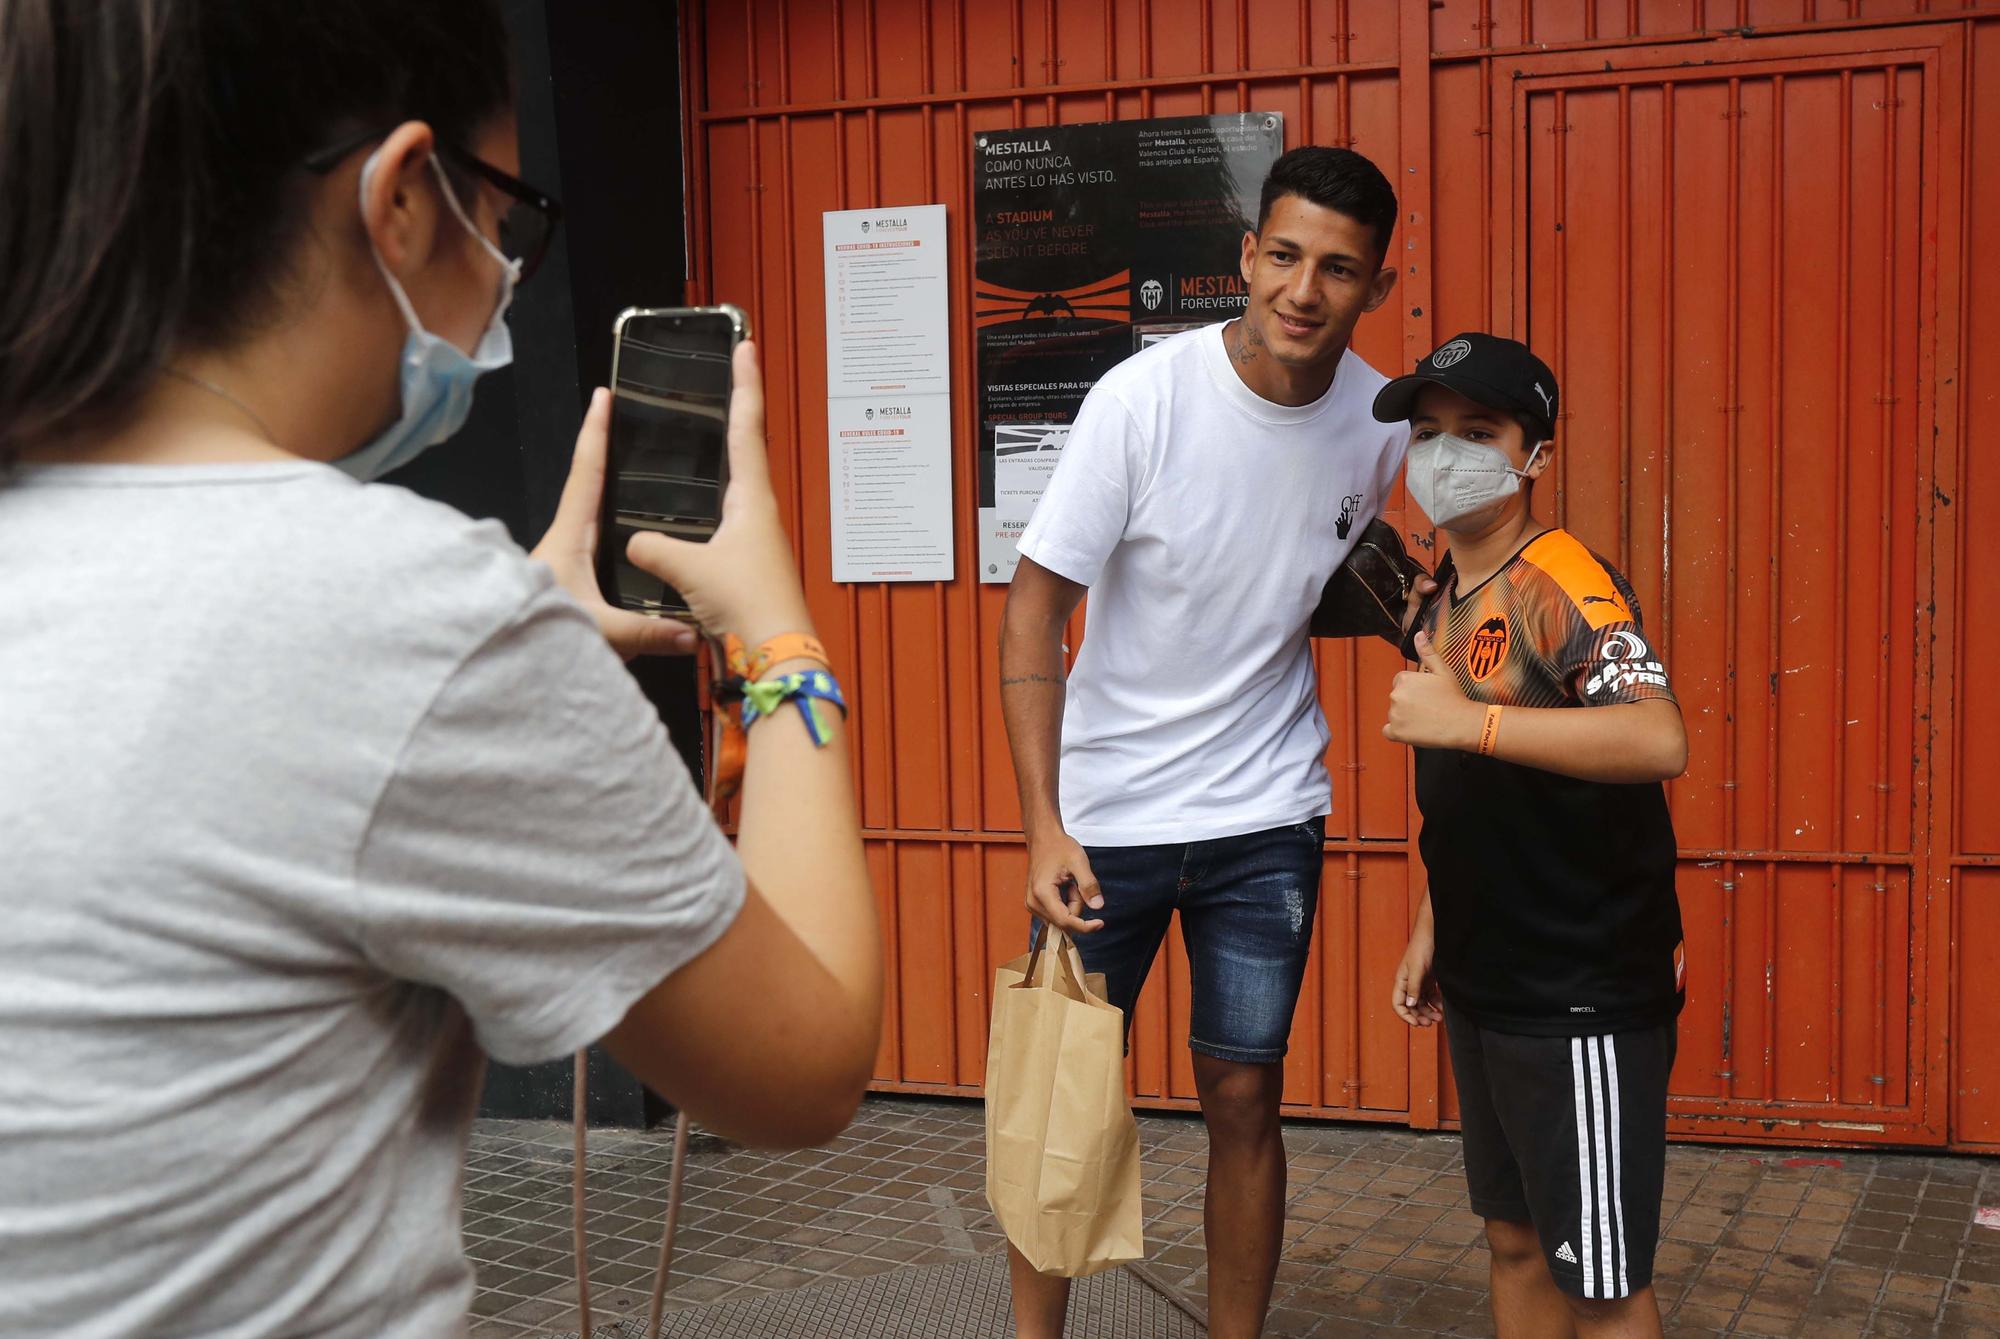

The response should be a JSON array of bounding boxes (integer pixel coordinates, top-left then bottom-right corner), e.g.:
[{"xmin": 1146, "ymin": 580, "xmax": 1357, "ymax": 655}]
[{"xmin": 1336, "ymin": 493, "xmax": 1366, "ymax": 540}]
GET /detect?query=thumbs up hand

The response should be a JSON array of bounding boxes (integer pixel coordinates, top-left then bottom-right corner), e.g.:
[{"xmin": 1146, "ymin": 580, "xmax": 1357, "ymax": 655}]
[{"xmin": 1384, "ymin": 630, "xmax": 1483, "ymax": 751}]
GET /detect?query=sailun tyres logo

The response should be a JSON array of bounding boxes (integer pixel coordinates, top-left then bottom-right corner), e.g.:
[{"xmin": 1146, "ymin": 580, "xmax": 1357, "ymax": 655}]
[
  {"xmin": 1601, "ymin": 630, "xmax": 1648, "ymax": 660},
  {"xmin": 1583, "ymin": 629, "xmax": 1670, "ymax": 697},
  {"xmin": 1140, "ymin": 279, "xmax": 1164, "ymax": 311}
]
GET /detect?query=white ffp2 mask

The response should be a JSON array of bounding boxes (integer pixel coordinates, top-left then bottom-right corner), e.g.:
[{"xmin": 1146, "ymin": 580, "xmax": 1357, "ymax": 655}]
[{"xmin": 1405, "ymin": 432, "xmax": 1544, "ymax": 529}]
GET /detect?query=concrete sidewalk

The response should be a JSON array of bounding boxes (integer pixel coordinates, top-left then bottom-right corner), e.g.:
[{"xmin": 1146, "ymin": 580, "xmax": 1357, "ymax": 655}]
[{"xmin": 463, "ymin": 1097, "xmax": 2000, "ymax": 1338}]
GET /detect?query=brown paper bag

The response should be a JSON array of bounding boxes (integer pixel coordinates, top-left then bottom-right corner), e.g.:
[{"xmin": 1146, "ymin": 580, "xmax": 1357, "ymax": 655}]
[{"xmin": 984, "ymin": 927, "xmax": 1144, "ymax": 1278}]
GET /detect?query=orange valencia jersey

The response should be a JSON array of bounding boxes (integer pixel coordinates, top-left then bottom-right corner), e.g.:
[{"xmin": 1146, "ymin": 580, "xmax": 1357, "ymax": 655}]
[{"xmin": 1409, "ymin": 529, "xmax": 1687, "ymax": 1036}]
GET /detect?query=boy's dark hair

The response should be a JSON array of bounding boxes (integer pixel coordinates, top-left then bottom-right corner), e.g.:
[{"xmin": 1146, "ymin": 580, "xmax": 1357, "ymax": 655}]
[
  {"xmin": 0, "ymin": 0, "xmax": 513, "ymax": 463},
  {"xmin": 1256, "ymin": 146, "xmax": 1398, "ymax": 260}
]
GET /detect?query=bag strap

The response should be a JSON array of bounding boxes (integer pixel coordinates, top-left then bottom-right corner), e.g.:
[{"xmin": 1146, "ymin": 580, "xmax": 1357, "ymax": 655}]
[
  {"xmin": 567, "ymin": 640, "xmax": 737, "ymax": 1339},
  {"xmin": 1021, "ymin": 919, "xmax": 1075, "ymax": 986},
  {"xmin": 570, "ymin": 1072, "xmax": 693, "ymax": 1339},
  {"xmin": 1017, "ymin": 921, "xmax": 1089, "ymax": 997}
]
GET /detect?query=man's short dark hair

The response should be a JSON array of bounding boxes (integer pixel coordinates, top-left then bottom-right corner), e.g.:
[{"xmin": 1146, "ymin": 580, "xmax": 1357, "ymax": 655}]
[{"xmin": 1256, "ymin": 147, "xmax": 1398, "ymax": 261}]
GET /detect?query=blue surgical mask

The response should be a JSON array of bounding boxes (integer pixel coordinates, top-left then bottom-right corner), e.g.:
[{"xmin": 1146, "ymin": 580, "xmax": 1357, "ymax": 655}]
[{"xmin": 336, "ymin": 150, "xmax": 520, "ymax": 481}]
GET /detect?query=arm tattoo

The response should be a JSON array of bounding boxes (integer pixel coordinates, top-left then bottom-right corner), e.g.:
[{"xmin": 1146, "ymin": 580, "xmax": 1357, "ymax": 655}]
[{"xmin": 1000, "ymin": 673, "xmax": 1063, "ymax": 688}]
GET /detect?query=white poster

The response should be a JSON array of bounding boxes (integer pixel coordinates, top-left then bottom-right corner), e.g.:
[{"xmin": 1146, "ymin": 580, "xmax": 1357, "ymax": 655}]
[
  {"xmin": 823, "ymin": 205, "xmax": 954, "ymax": 582},
  {"xmin": 978, "ymin": 424, "xmax": 1069, "ymax": 583},
  {"xmin": 828, "ymin": 395, "xmax": 956, "ymax": 583}
]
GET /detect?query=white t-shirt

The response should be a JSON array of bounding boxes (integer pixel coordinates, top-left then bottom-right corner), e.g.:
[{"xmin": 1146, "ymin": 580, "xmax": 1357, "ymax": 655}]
[
  {"xmin": 0, "ymin": 463, "xmax": 744, "ymax": 1339},
  {"xmin": 1017, "ymin": 323, "xmax": 1406, "ymax": 845}
]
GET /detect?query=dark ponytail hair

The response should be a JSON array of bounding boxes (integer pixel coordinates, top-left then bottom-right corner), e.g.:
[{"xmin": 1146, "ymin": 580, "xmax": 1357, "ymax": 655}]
[{"xmin": 0, "ymin": 1, "xmax": 513, "ymax": 463}]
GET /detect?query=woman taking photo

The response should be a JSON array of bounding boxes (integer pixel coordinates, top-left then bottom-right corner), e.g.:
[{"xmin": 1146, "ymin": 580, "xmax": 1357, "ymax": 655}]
[{"xmin": 0, "ymin": 3, "xmax": 880, "ymax": 1336}]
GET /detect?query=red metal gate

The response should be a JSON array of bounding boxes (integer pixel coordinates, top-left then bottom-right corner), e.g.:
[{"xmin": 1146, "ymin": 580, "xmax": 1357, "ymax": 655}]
[
  {"xmin": 681, "ymin": 1, "xmax": 2000, "ymax": 1149},
  {"xmin": 1486, "ymin": 26, "xmax": 1962, "ymax": 1147}
]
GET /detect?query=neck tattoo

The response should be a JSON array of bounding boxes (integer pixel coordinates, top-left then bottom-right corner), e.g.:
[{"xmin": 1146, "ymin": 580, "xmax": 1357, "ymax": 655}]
[{"xmin": 1230, "ymin": 318, "xmax": 1265, "ymax": 365}]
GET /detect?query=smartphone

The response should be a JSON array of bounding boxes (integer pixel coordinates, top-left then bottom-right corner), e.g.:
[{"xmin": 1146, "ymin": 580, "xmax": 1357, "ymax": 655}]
[{"xmin": 596, "ymin": 304, "xmax": 749, "ymax": 620}]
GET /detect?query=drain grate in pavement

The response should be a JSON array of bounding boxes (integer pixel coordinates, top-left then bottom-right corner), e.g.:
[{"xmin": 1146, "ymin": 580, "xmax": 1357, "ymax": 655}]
[{"xmin": 540, "ymin": 1253, "xmax": 1205, "ymax": 1339}]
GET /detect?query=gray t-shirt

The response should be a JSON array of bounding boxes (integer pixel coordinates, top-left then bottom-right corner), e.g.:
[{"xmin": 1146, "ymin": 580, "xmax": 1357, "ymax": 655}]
[{"xmin": 0, "ymin": 462, "xmax": 745, "ymax": 1338}]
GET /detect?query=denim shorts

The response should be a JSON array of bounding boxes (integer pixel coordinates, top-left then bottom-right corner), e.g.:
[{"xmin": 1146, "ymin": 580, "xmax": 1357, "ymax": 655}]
[{"xmin": 1035, "ymin": 817, "xmax": 1325, "ymax": 1064}]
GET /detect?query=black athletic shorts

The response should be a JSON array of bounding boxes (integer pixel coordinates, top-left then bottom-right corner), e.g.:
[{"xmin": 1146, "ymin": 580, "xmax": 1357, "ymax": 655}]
[{"xmin": 1445, "ymin": 1001, "xmax": 1677, "ymax": 1301}]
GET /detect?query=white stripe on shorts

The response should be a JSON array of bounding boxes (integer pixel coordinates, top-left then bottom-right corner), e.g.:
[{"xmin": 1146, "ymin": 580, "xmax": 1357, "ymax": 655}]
[
  {"xmin": 1570, "ymin": 1038, "xmax": 1596, "ymax": 1298},
  {"xmin": 1600, "ymin": 1039, "xmax": 1632, "ymax": 1303},
  {"xmin": 1585, "ymin": 1036, "xmax": 1614, "ymax": 1298}
]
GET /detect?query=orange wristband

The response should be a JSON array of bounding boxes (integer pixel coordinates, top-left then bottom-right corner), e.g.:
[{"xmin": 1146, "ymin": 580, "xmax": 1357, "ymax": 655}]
[
  {"xmin": 713, "ymin": 634, "xmax": 828, "ymax": 804},
  {"xmin": 1477, "ymin": 704, "xmax": 1504, "ymax": 757},
  {"xmin": 724, "ymin": 632, "xmax": 830, "ymax": 680}
]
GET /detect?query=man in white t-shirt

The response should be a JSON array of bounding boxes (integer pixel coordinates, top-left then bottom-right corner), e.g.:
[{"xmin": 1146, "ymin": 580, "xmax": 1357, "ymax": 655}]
[{"xmin": 998, "ymin": 147, "xmax": 1407, "ymax": 1338}]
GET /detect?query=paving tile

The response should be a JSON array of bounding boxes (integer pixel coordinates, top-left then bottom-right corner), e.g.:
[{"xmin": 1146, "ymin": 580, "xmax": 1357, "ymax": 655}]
[
  {"xmin": 460, "ymin": 1097, "xmax": 1996, "ymax": 1337},
  {"xmin": 1668, "ymin": 1300, "xmax": 1739, "ymax": 1330}
]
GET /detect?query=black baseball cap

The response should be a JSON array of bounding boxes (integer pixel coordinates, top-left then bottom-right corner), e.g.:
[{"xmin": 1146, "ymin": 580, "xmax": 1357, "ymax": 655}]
[{"xmin": 1371, "ymin": 332, "xmax": 1561, "ymax": 443}]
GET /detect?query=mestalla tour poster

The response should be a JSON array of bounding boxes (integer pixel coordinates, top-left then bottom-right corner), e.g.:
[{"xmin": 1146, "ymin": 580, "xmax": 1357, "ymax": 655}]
[{"xmin": 973, "ymin": 113, "xmax": 1284, "ymax": 581}]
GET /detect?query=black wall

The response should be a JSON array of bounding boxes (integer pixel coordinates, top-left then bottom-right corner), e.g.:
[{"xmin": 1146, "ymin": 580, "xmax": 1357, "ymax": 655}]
[{"xmin": 391, "ymin": 0, "xmax": 693, "ymax": 1127}]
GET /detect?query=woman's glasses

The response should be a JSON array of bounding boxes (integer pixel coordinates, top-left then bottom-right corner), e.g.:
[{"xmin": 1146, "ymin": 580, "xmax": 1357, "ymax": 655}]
[{"xmin": 303, "ymin": 133, "xmax": 563, "ymax": 282}]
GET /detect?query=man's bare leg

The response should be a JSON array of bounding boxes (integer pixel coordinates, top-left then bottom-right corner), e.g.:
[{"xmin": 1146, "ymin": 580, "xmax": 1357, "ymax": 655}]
[
  {"xmin": 1485, "ymin": 1218, "xmax": 1575, "ymax": 1339},
  {"xmin": 1007, "ymin": 1242, "xmax": 1070, "ymax": 1338},
  {"xmin": 1565, "ymin": 1288, "xmax": 1664, "ymax": 1339},
  {"xmin": 1191, "ymin": 1054, "xmax": 1287, "ymax": 1339}
]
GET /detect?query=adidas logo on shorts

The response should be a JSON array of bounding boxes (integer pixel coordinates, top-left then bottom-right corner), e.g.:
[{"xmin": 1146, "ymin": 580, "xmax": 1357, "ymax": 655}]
[{"xmin": 1555, "ymin": 1241, "xmax": 1578, "ymax": 1265}]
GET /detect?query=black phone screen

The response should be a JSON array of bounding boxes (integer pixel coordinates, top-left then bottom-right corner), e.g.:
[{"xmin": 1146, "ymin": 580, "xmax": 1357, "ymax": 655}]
[{"xmin": 598, "ymin": 310, "xmax": 739, "ymax": 619}]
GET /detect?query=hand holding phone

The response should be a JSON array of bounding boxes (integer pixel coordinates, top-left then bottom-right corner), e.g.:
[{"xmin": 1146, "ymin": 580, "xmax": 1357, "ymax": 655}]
[
  {"xmin": 619, "ymin": 338, "xmax": 815, "ymax": 650},
  {"xmin": 538, "ymin": 316, "xmax": 813, "ymax": 659},
  {"xmin": 596, "ymin": 306, "xmax": 744, "ymax": 621},
  {"xmin": 530, "ymin": 388, "xmax": 698, "ymax": 659}
]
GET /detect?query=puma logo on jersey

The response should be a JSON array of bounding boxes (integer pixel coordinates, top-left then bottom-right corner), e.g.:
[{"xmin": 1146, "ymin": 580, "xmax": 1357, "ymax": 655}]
[
  {"xmin": 1582, "ymin": 594, "xmax": 1624, "ymax": 609},
  {"xmin": 1555, "ymin": 1241, "xmax": 1578, "ymax": 1264}
]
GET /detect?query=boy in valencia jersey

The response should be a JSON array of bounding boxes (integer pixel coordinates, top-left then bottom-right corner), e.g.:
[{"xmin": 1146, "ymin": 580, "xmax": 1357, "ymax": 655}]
[{"xmin": 1376, "ymin": 333, "xmax": 1689, "ymax": 1339}]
